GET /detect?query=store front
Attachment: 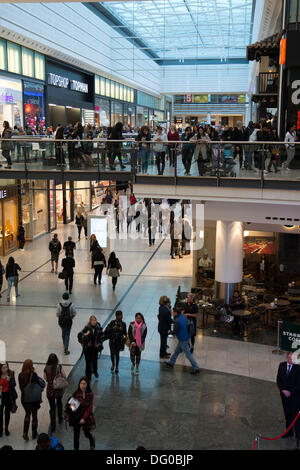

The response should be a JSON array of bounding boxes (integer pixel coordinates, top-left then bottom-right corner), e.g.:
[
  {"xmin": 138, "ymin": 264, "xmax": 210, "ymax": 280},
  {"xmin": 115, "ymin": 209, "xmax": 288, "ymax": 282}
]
[
  {"xmin": 95, "ymin": 97, "xmax": 110, "ymax": 127},
  {"xmin": 0, "ymin": 75, "xmax": 23, "ymax": 129},
  {"xmin": 111, "ymin": 101, "xmax": 123, "ymax": 127},
  {"xmin": 55, "ymin": 182, "xmax": 73, "ymax": 224},
  {"xmin": 0, "ymin": 186, "xmax": 19, "ymax": 256},
  {"xmin": 124, "ymin": 104, "xmax": 136, "ymax": 129},
  {"xmin": 91, "ymin": 181, "xmax": 109, "ymax": 209},
  {"xmin": 21, "ymin": 180, "xmax": 48, "ymax": 240},
  {"xmin": 74, "ymin": 181, "xmax": 91, "ymax": 214},
  {"xmin": 46, "ymin": 59, "xmax": 94, "ymax": 128},
  {"xmin": 136, "ymin": 106, "xmax": 149, "ymax": 128}
]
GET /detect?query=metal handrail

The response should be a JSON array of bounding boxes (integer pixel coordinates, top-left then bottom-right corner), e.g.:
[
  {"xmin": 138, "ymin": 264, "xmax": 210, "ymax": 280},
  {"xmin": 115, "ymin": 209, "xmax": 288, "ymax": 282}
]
[{"xmin": 0, "ymin": 139, "xmax": 299, "ymax": 145}]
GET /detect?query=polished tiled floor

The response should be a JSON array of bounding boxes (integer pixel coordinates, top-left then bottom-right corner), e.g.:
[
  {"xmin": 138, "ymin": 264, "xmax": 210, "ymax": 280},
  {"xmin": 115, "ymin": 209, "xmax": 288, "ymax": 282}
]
[{"xmin": 0, "ymin": 209, "xmax": 293, "ymax": 450}]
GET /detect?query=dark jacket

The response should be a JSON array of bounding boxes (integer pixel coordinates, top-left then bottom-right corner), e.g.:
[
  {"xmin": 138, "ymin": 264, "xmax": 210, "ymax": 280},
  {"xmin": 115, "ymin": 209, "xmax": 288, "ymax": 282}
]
[
  {"xmin": 49, "ymin": 238, "xmax": 61, "ymax": 254},
  {"xmin": 92, "ymin": 250, "xmax": 106, "ymax": 268},
  {"xmin": 18, "ymin": 371, "xmax": 44, "ymax": 407},
  {"xmin": 63, "ymin": 240, "xmax": 75, "ymax": 256},
  {"xmin": 229, "ymin": 296, "xmax": 245, "ymax": 311},
  {"xmin": 157, "ymin": 305, "xmax": 172, "ymax": 335},
  {"xmin": 5, "ymin": 262, "xmax": 21, "ymax": 279},
  {"xmin": 128, "ymin": 321, "xmax": 147, "ymax": 350},
  {"xmin": 72, "ymin": 390, "xmax": 95, "ymax": 429},
  {"xmin": 78, "ymin": 322, "xmax": 104, "ymax": 351},
  {"xmin": 136, "ymin": 132, "xmax": 152, "ymax": 150},
  {"xmin": 0, "ymin": 261, "xmax": 4, "ymax": 283},
  {"xmin": 105, "ymin": 320, "xmax": 127, "ymax": 349},
  {"xmin": 62, "ymin": 257, "xmax": 75, "ymax": 275},
  {"xmin": 75, "ymin": 215, "xmax": 84, "ymax": 227},
  {"xmin": 276, "ymin": 362, "xmax": 300, "ymax": 399}
]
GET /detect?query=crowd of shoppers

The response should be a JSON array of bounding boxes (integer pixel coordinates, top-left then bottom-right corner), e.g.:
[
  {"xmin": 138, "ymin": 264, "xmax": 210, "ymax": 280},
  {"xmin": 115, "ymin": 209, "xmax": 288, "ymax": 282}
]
[{"xmin": 1, "ymin": 118, "xmax": 300, "ymax": 174}]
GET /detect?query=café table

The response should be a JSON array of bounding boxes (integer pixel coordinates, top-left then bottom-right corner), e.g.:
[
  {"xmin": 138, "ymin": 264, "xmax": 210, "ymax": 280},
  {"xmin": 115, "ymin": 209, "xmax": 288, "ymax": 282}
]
[
  {"xmin": 260, "ymin": 300, "xmax": 290, "ymax": 327},
  {"xmin": 232, "ymin": 309, "xmax": 252, "ymax": 337},
  {"xmin": 197, "ymin": 301, "xmax": 213, "ymax": 329}
]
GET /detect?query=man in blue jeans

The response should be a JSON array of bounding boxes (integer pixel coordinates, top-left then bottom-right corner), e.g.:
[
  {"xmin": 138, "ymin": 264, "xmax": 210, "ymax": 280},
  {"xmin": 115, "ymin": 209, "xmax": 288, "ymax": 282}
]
[
  {"xmin": 165, "ymin": 307, "xmax": 200, "ymax": 374},
  {"xmin": 56, "ymin": 292, "xmax": 77, "ymax": 355}
]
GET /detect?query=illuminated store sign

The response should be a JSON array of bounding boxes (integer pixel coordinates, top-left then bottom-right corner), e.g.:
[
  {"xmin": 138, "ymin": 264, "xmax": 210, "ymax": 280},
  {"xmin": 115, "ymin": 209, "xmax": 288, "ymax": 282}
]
[
  {"xmin": 0, "ymin": 190, "xmax": 7, "ymax": 199},
  {"xmin": 0, "ymin": 93, "xmax": 14, "ymax": 103},
  {"xmin": 48, "ymin": 73, "xmax": 88, "ymax": 93}
]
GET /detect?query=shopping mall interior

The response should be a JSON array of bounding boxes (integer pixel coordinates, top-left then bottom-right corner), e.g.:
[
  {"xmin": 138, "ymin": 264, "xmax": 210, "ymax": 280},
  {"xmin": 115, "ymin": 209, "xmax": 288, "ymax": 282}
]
[{"xmin": 0, "ymin": 0, "xmax": 300, "ymax": 454}]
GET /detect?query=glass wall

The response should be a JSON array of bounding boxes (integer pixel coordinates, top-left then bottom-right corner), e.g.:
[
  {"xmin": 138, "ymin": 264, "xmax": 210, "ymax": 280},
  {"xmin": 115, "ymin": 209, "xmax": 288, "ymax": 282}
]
[
  {"xmin": 124, "ymin": 104, "xmax": 136, "ymax": 128},
  {"xmin": 111, "ymin": 101, "xmax": 123, "ymax": 126},
  {"xmin": 1, "ymin": 197, "xmax": 18, "ymax": 254},
  {"xmin": 22, "ymin": 181, "xmax": 48, "ymax": 239},
  {"xmin": 74, "ymin": 181, "xmax": 90, "ymax": 214},
  {"xmin": 0, "ymin": 39, "xmax": 45, "ymax": 81},
  {"xmin": 95, "ymin": 97, "xmax": 110, "ymax": 127},
  {"xmin": 0, "ymin": 76, "xmax": 23, "ymax": 129},
  {"xmin": 95, "ymin": 75, "xmax": 134, "ymax": 103},
  {"xmin": 49, "ymin": 181, "xmax": 56, "ymax": 231},
  {"xmin": 136, "ymin": 106, "xmax": 149, "ymax": 127}
]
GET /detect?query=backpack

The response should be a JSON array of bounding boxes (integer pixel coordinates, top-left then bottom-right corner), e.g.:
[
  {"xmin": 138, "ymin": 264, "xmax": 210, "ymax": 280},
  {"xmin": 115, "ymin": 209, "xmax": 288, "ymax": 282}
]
[
  {"xmin": 187, "ymin": 319, "xmax": 195, "ymax": 337},
  {"xmin": 58, "ymin": 303, "xmax": 72, "ymax": 329}
]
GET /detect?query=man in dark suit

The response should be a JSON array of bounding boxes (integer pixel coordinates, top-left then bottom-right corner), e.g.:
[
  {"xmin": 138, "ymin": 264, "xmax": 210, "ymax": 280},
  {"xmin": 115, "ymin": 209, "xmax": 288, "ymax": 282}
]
[{"xmin": 276, "ymin": 352, "xmax": 300, "ymax": 438}]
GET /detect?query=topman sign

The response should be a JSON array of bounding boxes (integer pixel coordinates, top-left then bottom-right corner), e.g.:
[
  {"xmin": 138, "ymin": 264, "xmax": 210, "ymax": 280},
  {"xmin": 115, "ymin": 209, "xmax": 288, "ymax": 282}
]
[{"xmin": 48, "ymin": 73, "xmax": 88, "ymax": 93}]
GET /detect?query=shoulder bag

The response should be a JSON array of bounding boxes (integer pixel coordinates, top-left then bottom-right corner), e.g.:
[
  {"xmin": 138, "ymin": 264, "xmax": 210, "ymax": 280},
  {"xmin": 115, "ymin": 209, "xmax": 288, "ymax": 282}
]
[
  {"xmin": 23, "ymin": 374, "xmax": 45, "ymax": 404},
  {"xmin": 53, "ymin": 366, "xmax": 68, "ymax": 391}
]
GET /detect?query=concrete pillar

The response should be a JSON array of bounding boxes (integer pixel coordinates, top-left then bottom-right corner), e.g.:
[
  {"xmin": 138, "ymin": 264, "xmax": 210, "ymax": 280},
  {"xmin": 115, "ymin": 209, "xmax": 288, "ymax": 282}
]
[{"xmin": 215, "ymin": 221, "xmax": 243, "ymax": 303}]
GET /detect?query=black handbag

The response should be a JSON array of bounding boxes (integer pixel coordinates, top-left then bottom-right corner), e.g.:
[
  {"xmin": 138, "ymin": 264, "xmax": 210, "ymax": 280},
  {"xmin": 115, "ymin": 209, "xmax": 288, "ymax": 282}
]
[
  {"xmin": 58, "ymin": 271, "xmax": 67, "ymax": 280},
  {"xmin": 23, "ymin": 375, "xmax": 45, "ymax": 404}
]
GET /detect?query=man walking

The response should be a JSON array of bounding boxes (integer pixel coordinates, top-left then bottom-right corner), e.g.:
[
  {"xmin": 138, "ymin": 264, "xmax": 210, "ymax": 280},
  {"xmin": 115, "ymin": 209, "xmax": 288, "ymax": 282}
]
[
  {"xmin": 276, "ymin": 352, "xmax": 300, "ymax": 439},
  {"xmin": 165, "ymin": 308, "xmax": 200, "ymax": 374},
  {"xmin": 56, "ymin": 292, "xmax": 76, "ymax": 355},
  {"xmin": 61, "ymin": 252, "xmax": 75, "ymax": 294},
  {"xmin": 63, "ymin": 236, "xmax": 76, "ymax": 257},
  {"xmin": 49, "ymin": 233, "xmax": 62, "ymax": 274}
]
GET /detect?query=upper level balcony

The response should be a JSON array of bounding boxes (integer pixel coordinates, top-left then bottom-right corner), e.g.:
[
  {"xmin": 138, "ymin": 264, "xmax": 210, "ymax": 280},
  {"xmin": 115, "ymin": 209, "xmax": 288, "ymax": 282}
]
[
  {"xmin": 1, "ymin": 138, "xmax": 300, "ymax": 197},
  {"xmin": 256, "ymin": 72, "xmax": 279, "ymax": 95}
]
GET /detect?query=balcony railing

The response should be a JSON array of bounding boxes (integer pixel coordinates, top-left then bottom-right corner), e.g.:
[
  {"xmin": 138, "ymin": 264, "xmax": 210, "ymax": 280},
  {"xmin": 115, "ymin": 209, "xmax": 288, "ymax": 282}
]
[
  {"xmin": 0, "ymin": 137, "xmax": 300, "ymax": 187},
  {"xmin": 257, "ymin": 72, "xmax": 279, "ymax": 94}
]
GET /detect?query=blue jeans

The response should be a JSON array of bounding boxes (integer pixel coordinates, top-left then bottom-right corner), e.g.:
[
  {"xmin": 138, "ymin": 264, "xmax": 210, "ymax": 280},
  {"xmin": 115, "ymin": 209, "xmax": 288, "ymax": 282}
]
[
  {"xmin": 61, "ymin": 327, "xmax": 71, "ymax": 351},
  {"xmin": 168, "ymin": 340, "xmax": 200, "ymax": 371},
  {"xmin": 7, "ymin": 276, "xmax": 18, "ymax": 298},
  {"xmin": 138, "ymin": 147, "xmax": 150, "ymax": 173}
]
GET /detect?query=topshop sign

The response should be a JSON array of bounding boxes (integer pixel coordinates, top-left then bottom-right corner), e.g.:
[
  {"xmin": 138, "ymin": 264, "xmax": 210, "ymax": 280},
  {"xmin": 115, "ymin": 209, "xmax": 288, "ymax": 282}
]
[{"xmin": 48, "ymin": 73, "xmax": 88, "ymax": 93}]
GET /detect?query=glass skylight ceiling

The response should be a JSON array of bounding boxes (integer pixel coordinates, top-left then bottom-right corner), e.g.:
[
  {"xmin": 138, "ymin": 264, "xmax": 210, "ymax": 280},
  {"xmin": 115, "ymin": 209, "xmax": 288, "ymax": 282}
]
[{"xmin": 101, "ymin": 0, "xmax": 254, "ymax": 62}]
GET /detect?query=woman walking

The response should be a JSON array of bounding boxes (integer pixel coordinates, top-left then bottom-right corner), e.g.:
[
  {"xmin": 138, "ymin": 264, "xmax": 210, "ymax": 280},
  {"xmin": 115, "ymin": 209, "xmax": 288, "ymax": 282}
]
[
  {"xmin": 75, "ymin": 212, "xmax": 84, "ymax": 240},
  {"xmin": 43, "ymin": 354, "xmax": 67, "ymax": 433},
  {"xmin": 78, "ymin": 316, "xmax": 103, "ymax": 380},
  {"xmin": 104, "ymin": 310, "xmax": 127, "ymax": 373},
  {"xmin": 18, "ymin": 359, "xmax": 45, "ymax": 441},
  {"xmin": 92, "ymin": 246, "xmax": 106, "ymax": 285},
  {"xmin": 5, "ymin": 257, "xmax": 21, "ymax": 302},
  {"xmin": 107, "ymin": 251, "xmax": 122, "ymax": 291},
  {"xmin": 0, "ymin": 362, "xmax": 17, "ymax": 437},
  {"xmin": 1, "ymin": 121, "xmax": 14, "ymax": 169},
  {"xmin": 136, "ymin": 126, "xmax": 151, "ymax": 174},
  {"xmin": 71, "ymin": 376, "xmax": 95, "ymax": 450},
  {"xmin": 128, "ymin": 313, "xmax": 147, "ymax": 375}
]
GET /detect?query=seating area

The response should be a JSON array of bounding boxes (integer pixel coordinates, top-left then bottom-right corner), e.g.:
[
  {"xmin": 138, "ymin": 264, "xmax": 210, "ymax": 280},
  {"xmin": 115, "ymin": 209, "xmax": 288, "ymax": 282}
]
[{"xmin": 175, "ymin": 279, "xmax": 300, "ymax": 345}]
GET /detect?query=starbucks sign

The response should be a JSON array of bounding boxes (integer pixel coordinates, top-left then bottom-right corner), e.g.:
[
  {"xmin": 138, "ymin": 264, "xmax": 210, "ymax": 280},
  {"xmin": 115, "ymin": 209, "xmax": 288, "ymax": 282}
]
[{"xmin": 281, "ymin": 322, "xmax": 300, "ymax": 363}]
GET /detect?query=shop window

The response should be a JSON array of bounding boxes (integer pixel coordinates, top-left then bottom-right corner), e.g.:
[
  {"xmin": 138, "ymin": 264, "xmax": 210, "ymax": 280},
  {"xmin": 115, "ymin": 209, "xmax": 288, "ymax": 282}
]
[
  {"xmin": 7, "ymin": 42, "xmax": 21, "ymax": 75},
  {"xmin": 95, "ymin": 76, "xmax": 100, "ymax": 95},
  {"xmin": 0, "ymin": 39, "xmax": 7, "ymax": 71},
  {"xmin": 34, "ymin": 53, "xmax": 45, "ymax": 81},
  {"xmin": 3, "ymin": 197, "xmax": 18, "ymax": 253},
  {"xmin": 24, "ymin": 81, "xmax": 45, "ymax": 131},
  {"xmin": 22, "ymin": 47, "xmax": 34, "ymax": 77}
]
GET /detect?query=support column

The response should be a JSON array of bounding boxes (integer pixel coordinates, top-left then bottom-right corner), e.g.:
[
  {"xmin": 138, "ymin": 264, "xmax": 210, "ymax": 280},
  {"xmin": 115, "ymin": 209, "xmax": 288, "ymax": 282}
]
[{"xmin": 215, "ymin": 221, "xmax": 243, "ymax": 303}]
